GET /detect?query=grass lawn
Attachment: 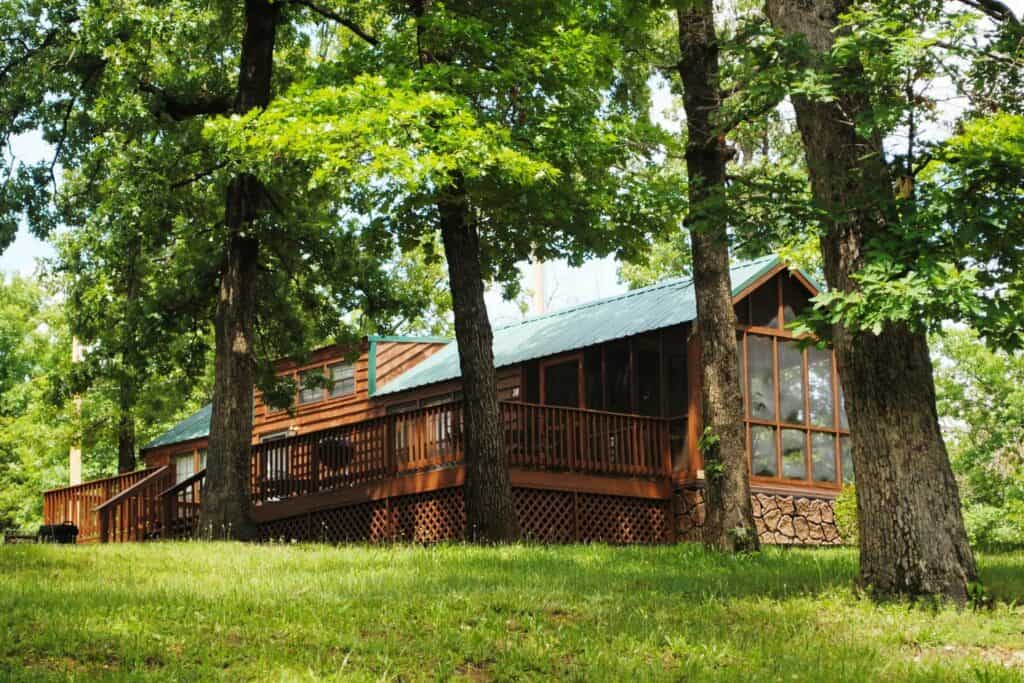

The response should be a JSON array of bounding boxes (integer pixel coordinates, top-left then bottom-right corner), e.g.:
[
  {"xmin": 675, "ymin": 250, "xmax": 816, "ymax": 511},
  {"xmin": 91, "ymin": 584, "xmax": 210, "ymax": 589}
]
[{"xmin": 0, "ymin": 543, "xmax": 1022, "ymax": 681}]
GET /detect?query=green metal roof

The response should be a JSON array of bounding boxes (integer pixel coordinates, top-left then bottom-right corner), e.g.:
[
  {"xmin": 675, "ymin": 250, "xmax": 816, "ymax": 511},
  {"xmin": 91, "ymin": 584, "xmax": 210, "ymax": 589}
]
[
  {"xmin": 377, "ymin": 255, "xmax": 793, "ymax": 397},
  {"xmin": 143, "ymin": 403, "xmax": 212, "ymax": 450}
]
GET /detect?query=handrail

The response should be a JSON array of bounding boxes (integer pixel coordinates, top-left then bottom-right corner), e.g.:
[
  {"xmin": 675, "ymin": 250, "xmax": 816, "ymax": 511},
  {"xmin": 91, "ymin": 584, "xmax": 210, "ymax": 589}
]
[
  {"xmin": 159, "ymin": 468, "xmax": 205, "ymax": 541},
  {"xmin": 96, "ymin": 466, "xmax": 176, "ymax": 543},
  {"xmin": 42, "ymin": 468, "xmax": 158, "ymax": 543},
  {"xmin": 498, "ymin": 400, "xmax": 676, "ymax": 423},
  {"xmin": 95, "ymin": 466, "xmax": 173, "ymax": 511},
  {"xmin": 158, "ymin": 468, "xmax": 206, "ymax": 498},
  {"xmin": 43, "ymin": 467, "xmax": 158, "ymax": 496}
]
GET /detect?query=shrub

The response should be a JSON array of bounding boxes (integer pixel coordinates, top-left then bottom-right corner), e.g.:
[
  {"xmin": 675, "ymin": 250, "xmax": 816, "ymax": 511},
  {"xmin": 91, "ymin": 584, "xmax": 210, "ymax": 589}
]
[
  {"xmin": 962, "ymin": 503, "xmax": 1024, "ymax": 551},
  {"xmin": 834, "ymin": 484, "xmax": 858, "ymax": 546}
]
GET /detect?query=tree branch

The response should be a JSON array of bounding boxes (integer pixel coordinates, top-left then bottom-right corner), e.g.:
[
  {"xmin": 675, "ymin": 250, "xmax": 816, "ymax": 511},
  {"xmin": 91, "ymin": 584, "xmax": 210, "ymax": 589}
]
[
  {"xmin": 958, "ymin": 0, "xmax": 1020, "ymax": 25},
  {"xmin": 170, "ymin": 161, "xmax": 229, "ymax": 189},
  {"xmin": 139, "ymin": 82, "xmax": 234, "ymax": 121},
  {"xmin": 287, "ymin": 0, "xmax": 379, "ymax": 47},
  {"xmin": 49, "ymin": 95, "xmax": 76, "ymax": 192},
  {"xmin": 0, "ymin": 24, "xmax": 62, "ymax": 88}
]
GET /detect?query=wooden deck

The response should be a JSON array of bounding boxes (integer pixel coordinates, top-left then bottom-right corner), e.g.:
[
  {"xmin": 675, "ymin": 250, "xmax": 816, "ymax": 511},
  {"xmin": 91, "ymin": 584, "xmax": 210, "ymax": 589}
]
[{"xmin": 43, "ymin": 401, "xmax": 684, "ymax": 545}]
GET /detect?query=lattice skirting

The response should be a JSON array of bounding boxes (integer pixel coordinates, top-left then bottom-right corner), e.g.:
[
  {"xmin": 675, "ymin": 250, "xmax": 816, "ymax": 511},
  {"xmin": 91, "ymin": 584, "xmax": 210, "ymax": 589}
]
[{"xmin": 258, "ymin": 486, "xmax": 670, "ymax": 545}]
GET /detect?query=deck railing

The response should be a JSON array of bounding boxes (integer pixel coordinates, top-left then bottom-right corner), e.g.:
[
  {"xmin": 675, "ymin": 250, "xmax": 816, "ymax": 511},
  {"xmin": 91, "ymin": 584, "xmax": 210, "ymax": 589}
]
[
  {"xmin": 42, "ymin": 469, "xmax": 157, "ymax": 543},
  {"xmin": 501, "ymin": 402, "xmax": 672, "ymax": 477},
  {"xmin": 248, "ymin": 401, "xmax": 676, "ymax": 506},
  {"xmin": 95, "ymin": 466, "xmax": 175, "ymax": 543},
  {"xmin": 43, "ymin": 401, "xmax": 683, "ymax": 541},
  {"xmin": 160, "ymin": 470, "xmax": 205, "ymax": 540}
]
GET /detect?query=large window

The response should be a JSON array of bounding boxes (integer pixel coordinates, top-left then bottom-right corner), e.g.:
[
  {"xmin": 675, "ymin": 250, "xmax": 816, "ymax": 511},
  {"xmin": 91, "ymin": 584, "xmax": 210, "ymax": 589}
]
[{"xmin": 737, "ymin": 273, "xmax": 852, "ymax": 486}]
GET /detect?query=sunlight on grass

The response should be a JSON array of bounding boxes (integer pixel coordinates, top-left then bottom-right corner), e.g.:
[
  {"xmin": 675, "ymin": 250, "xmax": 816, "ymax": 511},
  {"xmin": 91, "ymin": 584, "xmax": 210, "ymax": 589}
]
[{"xmin": 1, "ymin": 543, "xmax": 1022, "ymax": 681}]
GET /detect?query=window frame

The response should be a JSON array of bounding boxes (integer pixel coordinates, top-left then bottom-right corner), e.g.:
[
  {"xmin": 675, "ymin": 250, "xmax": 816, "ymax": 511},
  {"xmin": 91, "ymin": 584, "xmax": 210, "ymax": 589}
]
[
  {"xmin": 173, "ymin": 451, "xmax": 197, "ymax": 484},
  {"xmin": 297, "ymin": 368, "xmax": 326, "ymax": 405},
  {"xmin": 328, "ymin": 361, "xmax": 356, "ymax": 398},
  {"xmin": 737, "ymin": 274, "xmax": 852, "ymax": 488},
  {"xmin": 257, "ymin": 356, "xmax": 362, "ymax": 414}
]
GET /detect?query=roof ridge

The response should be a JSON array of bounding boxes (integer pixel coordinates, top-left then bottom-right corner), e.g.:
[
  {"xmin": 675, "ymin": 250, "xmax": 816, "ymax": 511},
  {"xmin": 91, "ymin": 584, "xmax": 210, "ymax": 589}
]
[{"xmin": 492, "ymin": 254, "xmax": 778, "ymax": 332}]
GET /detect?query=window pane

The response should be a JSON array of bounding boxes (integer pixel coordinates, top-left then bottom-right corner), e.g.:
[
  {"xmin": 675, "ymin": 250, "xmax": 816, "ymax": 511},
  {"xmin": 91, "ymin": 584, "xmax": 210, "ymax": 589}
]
[
  {"xmin": 637, "ymin": 349, "xmax": 661, "ymax": 416},
  {"xmin": 747, "ymin": 336, "xmax": 775, "ymax": 420},
  {"xmin": 811, "ymin": 433, "xmax": 837, "ymax": 483},
  {"xmin": 781, "ymin": 429, "xmax": 807, "ymax": 479},
  {"xmin": 666, "ymin": 353, "xmax": 687, "ymax": 416},
  {"xmin": 840, "ymin": 436, "xmax": 854, "ymax": 484},
  {"xmin": 750, "ymin": 278, "xmax": 779, "ymax": 328},
  {"xmin": 299, "ymin": 369, "xmax": 323, "ymax": 404},
  {"xmin": 543, "ymin": 360, "xmax": 580, "ymax": 408},
  {"xmin": 198, "ymin": 450, "xmax": 207, "ymax": 472},
  {"xmin": 837, "ymin": 383, "xmax": 849, "ymax": 430},
  {"xmin": 734, "ymin": 299, "xmax": 750, "ymax": 325},
  {"xmin": 174, "ymin": 453, "xmax": 195, "ymax": 484},
  {"xmin": 807, "ymin": 347, "xmax": 834, "ymax": 427},
  {"xmin": 606, "ymin": 342, "xmax": 631, "ymax": 413},
  {"xmin": 329, "ymin": 362, "xmax": 356, "ymax": 397},
  {"xmin": 751, "ymin": 426, "xmax": 777, "ymax": 477},
  {"xmin": 782, "ymin": 274, "xmax": 812, "ymax": 324},
  {"xmin": 778, "ymin": 341, "xmax": 805, "ymax": 424},
  {"xmin": 585, "ymin": 347, "xmax": 604, "ymax": 411}
]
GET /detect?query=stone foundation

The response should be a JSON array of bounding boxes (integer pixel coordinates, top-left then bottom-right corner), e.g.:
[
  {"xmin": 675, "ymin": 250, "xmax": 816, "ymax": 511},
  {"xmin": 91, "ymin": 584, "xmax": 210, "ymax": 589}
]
[{"xmin": 675, "ymin": 488, "xmax": 842, "ymax": 545}]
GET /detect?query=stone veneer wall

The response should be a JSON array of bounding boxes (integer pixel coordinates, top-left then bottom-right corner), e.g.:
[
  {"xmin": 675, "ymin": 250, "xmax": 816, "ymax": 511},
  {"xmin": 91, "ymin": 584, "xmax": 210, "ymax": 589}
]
[{"xmin": 675, "ymin": 488, "xmax": 842, "ymax": 545}]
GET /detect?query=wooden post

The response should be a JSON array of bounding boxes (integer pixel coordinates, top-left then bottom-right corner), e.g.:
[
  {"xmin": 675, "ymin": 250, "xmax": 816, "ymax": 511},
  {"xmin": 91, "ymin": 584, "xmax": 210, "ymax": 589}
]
[
  {"xmin": 310, "ymin": 438, "xmax": 320, "ymax": 493},
  {"xmin": 386, "ymin": 418, "xmax": 396, "ymax": 475},
  {"xmin": 99, "ymin": 507, "xmax": 109, "ymax": 544},
  {"xmin": 660, "ymin": 420, "xmax": 672, "ymax": 477},
  {"xmin": 163, "ymin": 486, "xmax": 174, "ymax": 540},
  {"xmin": 686, "ymin": 327, "xmax": 703, "ymax": 477}
]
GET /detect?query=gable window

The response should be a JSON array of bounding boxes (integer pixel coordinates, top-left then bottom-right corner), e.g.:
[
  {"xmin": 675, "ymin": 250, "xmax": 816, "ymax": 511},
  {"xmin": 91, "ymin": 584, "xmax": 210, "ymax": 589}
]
[
  {"xmin": 737, "ymin": 271, "xmax": 852, "ymax": 486},
  {"xmin": 298, "ymin": 369, "xmax": 323, "ymax": 404},
  {"xmin": 329, "ymin": 362, "xmax": 356, "ymax": 398}
]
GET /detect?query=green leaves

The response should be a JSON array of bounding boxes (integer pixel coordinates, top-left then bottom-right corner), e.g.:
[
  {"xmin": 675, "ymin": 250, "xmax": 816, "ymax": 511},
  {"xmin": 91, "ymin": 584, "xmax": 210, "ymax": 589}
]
[{"xmin": 204, "ymin": 75, "xmax": 559, "ymax": 207}]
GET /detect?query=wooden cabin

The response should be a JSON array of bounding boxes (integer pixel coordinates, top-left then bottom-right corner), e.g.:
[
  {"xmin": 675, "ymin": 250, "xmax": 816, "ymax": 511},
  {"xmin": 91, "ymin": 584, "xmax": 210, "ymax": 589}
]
[{"xmin": 43, "ymin": 256, "xmax": 850, "ymax": 546}]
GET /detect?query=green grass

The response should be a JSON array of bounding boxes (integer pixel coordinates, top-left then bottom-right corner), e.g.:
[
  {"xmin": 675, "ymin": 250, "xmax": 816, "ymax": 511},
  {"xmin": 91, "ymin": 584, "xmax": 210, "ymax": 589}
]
[{"xmin": 1, "ymin": 543, "xmax": 1022, "ymax": 681}]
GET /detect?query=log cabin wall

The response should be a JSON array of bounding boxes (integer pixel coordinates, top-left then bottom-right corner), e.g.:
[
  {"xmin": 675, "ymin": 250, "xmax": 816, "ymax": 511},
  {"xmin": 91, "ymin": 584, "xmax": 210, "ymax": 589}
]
[
  {"xmin": 142, "ymin": 339, "xmax": 448, "ymax": 470},
  {"xmin": 255, "ymin": 339, "xmax": 449, "ymax": 439}
]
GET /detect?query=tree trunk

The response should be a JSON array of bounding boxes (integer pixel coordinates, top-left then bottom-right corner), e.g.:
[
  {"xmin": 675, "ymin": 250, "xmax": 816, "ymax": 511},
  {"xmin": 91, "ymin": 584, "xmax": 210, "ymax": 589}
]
[
  {"xmin": 116, "ymin": 388, "xmax": 135, "ymax": 473},
  {"xmin": 766, "ymin": 0, "xmax": 977, "ymax": 603},
  {"xmin": 675, "ymin": 1, "xmax": 759, "ymax": 552},
  {"xmin": 200, "ymin": 0, "xmax": 279, "ymax": 540},
  {"xmin": 117, "ymin": 238, "xmax": 140, "ymax": 474},
  {"xmin": 439, "ymin": 174, "xmax": 520, "ymax": 543}
]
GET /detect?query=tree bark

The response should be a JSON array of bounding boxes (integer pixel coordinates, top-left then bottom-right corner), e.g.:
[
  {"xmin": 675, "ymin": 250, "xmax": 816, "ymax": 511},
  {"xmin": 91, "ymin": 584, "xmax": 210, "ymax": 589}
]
[
  {"xmin": 117, "ymin": 237, "xmax": 140, "ymax": 474},
  {"xmin": 116, "ymin": 385, "xmax": 135, "ymax": 473},
  {"xmin": 765, "ymin": 0, "xmax": 977, "ymax": 603},
  {"xmin": 675, "ymin": 1, "xmax": 759, "ymax": 552},
  {"xmin": 200, "ymin": 0, "xmax": 279, "ymax": 540},
  {"xmin": 439, "ymin": 174, "xmax": 520, "ymax": 543}
]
